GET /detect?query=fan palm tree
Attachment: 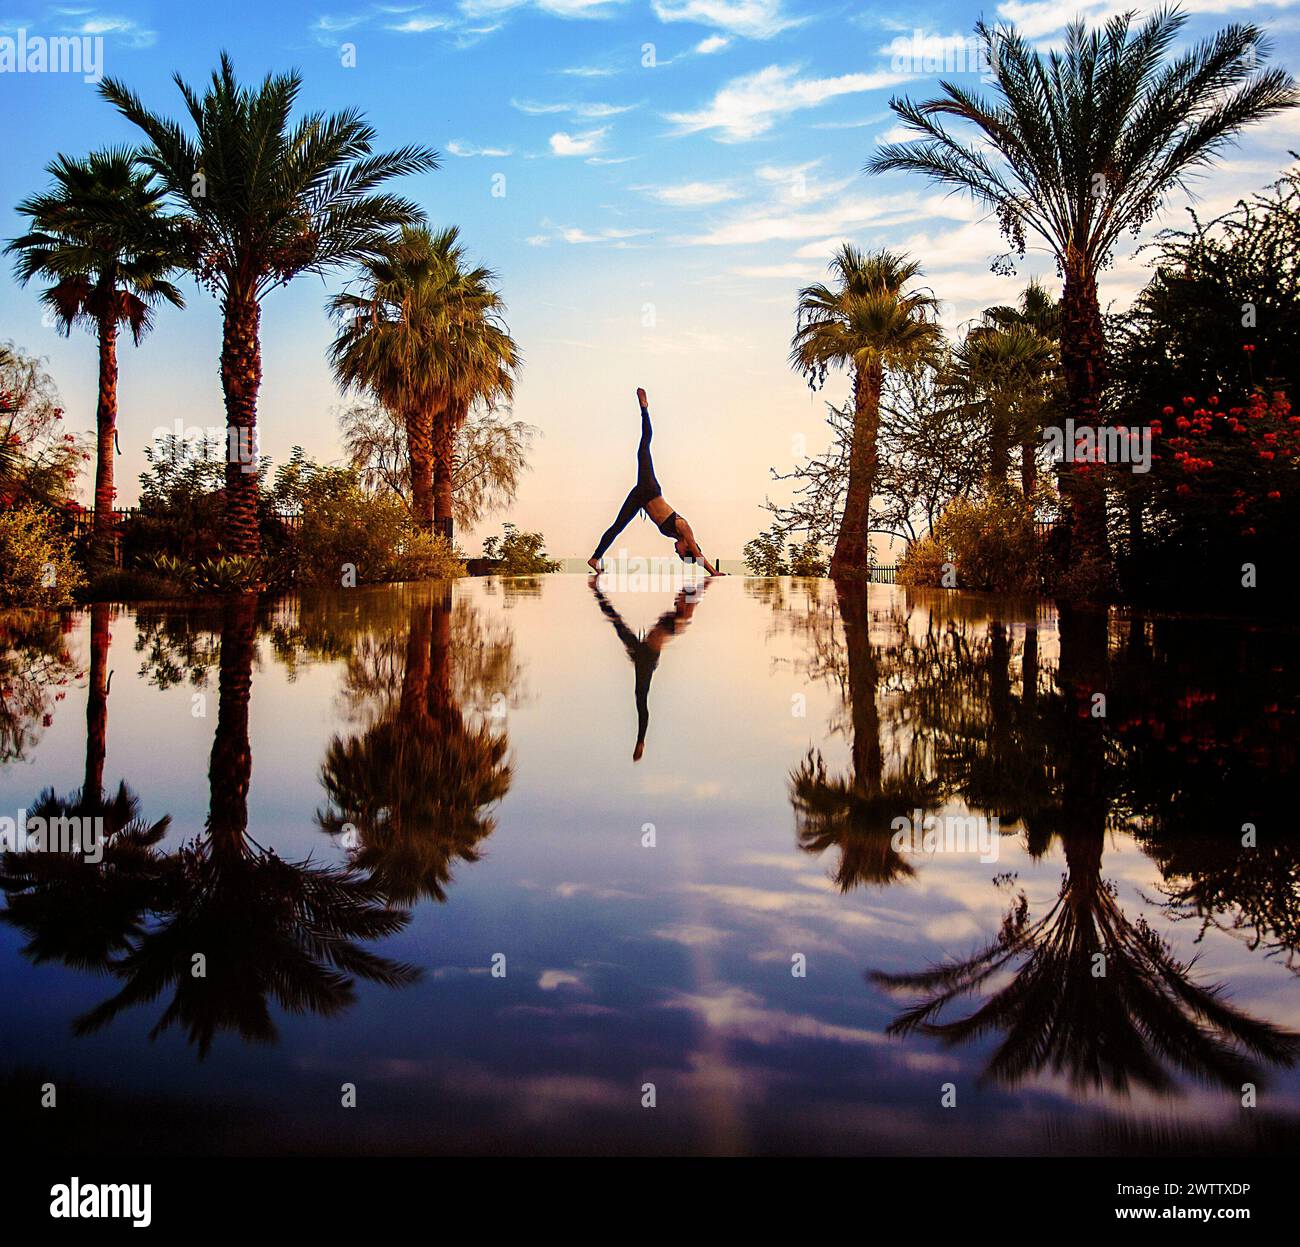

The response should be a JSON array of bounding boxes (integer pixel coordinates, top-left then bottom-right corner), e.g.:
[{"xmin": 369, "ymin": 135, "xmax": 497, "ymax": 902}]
[
  {"xmin": 982, "ymin": 281, "xmax": 1062, "ymax": 495},
  {"xmin": 791, "ymin": 246, "xmax": 941, "ymax": 578},
  {"xmin": 100, "ymin": 54, "xmax": 439, "ymax": 559},
  {"xmin": 949, "ymin": 323, "xmax": 1056, "ymax": 491},
  {"xmin": 330, "ymin": 225, "xmax": 518, "ymax": 537},
  {"xmin": 870, "ymin": 10, "xmax": 1297, "ymax": 589},
  {"xmin": 7, "ymin": 149, "xmax": 184, "ymax": 570},
  {"xmin": 435, "ymin": 284, "xmax": 518, "ymax": 541}
]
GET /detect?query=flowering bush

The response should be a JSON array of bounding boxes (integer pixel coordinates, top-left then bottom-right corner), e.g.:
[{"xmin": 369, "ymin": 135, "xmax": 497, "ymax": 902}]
[
  {"xmin": 0, "ymin": 505, "xmax": 85, "ymax": 607},
  {"xmin": 899, "ymin": 491, "xmax": 1041, "ymax": 592},
  {"xmin": 1150, "ymin": 391, "xmax": 1297, "ymax": 538}
]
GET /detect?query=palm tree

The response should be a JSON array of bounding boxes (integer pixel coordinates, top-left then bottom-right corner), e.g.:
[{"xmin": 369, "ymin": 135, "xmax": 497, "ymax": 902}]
[
  {"xmin": 436, "ymin": 283, "xmax": 518, "ymax": 541},
  {"xmin": 330, "ymin": 225, "xmax": 518, "ymax": 538},
  {"xmin": 870, "ymin": 10, "xmax": 1297, "ymax": 589},
  {"xmin": 100, "ymin": 54, "xmax": 439, "ymax": 559},
  {"xmin": 7, "ymin": 149, "xmax": 184, "ymax": 570},
  {"xmin": 791, "ymin": 245, "xmax": 941, "ymax": 578},
  {"xmin": 949, "ymin": 322, "xmax": 1056, "ymax": 491},
  {"xmin": 982, "ymin": 281, "xmax": 1061, "ymax": 496}
]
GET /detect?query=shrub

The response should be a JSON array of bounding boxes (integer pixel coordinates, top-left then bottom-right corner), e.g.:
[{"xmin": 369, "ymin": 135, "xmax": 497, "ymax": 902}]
[
  {"xmin": 481, "ymin": 523, "xmax": 560, "ymax": 574},
  {"xmin": 743, "ymin": 527, "xmax": 831, "ymax": 577},
  {"xmin": 743, "ymin": 528, "xmax": 788, "ymax": 575},
  {"xmin": 0, "ymin": 505, "xmax": 85, "ymax": 606},
  {"xmin": 896, "ymin": 533, "xmax": 951, "ymax": 587},
  {"xmin": 289, "ymin": 469, "xmax": 464, "ymax": 586},
  {"xmin": 898, "ymin": 492, "xmax": 1041, "ymax": 593},
  {"xmin": 788, "ymin": 539, "xmax": 828, "ymax": 577}
]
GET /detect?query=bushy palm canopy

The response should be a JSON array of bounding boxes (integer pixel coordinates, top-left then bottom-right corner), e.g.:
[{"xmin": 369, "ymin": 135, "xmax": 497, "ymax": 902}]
[
  {"xmin": 329, "ymin": 224, "xmax": 518, "ymax": 418},
  {"xmin": 984, "ymin": 279, "xmax": 1061, "ymax": 339},
  {"xmin": 99, "ymin": 53, "xmax": 438, "ymax": 302},
  {"xmin": 790, "ymin": 245, "xmax": 941, "ymax": 385},
  {"xmin": 6, "ymin": 148, "xmax": 184, "ymax": 341},
  {"xmin": 870, "ymin": 10, "xmax": 1297, "ymax": 274}
]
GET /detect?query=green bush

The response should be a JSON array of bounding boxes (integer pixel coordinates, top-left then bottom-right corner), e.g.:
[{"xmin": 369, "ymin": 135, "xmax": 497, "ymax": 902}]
[
  {"xmin": 896, "ymin": 533, "xmax": 952, "ymax": 588},
  {"xmin": 288, "ymin": 469, "xmax": 464, "ymax": 586},
  {"xmin": 898, "ymin": 492, "xmax": 1041, "ymax": 593},
  {"xmin": 743, "ymin": 527, "xmax": 828, "ymax": 576},
  {"xmin": 0, "ymin": 505, "xmax": 85, "ymax": 606},
  {"xmin": 481, "ymin": 523, "xmax": 560, "ymax": 574}
]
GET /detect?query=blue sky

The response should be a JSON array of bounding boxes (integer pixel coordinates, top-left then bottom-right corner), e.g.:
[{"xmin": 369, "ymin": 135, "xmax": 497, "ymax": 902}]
[{"xmin": 2, "ymin": 1, "xmax": 1298, "ymax": 558}]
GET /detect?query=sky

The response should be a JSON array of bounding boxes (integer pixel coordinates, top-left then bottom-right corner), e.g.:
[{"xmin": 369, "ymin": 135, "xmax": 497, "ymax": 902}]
[{"xmin": 1, "ymin": 0, "xmax": 1299, "ymax": 559}]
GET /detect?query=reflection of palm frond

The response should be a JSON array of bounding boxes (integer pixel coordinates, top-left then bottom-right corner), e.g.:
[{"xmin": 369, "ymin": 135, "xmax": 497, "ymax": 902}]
[
  {"xmin": 871, "ymin": 845, "xmax": 1300, "ymax": 1093},
  {"xmin": 791, "ymin": 749, "xmax": 939, "ymax": 889},
  {"xmin": 72, "ymin": 838, "xmax": 419, "ymax": 1058},
  {"xmin": 319, "ymin": 717, "xmax": 510, "ymax": 904}
]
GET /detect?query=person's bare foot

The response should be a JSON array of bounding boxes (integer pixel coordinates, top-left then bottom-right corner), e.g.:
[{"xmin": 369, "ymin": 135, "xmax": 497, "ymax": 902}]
[
  {"xmin": 633, "ymin": 741, "xmax": 645, "ymax": 762},
  {"xmin": 636, "ymin": 386, "xmax": 647, "ymax": 409},
  {"xmin": 587, "ymin": 556, "xmax": 602, "ymax": 572}
]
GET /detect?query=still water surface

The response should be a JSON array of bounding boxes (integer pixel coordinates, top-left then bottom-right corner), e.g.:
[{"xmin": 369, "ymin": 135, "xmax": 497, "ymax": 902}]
[{"xmin": 1, "ymin": 574, "xmax": 1297, "ymax": 1154}]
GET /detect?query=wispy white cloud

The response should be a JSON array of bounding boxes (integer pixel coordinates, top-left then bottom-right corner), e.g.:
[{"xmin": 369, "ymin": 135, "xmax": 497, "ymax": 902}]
[
  {"xmin": 549, "ymin": 126, "xmax": 610, "ymax": 155},
  {"xmin": 446, "ymin": 138, "xmax": 513, "ymax": 157},
  {"xmin": 56, "ymin": 11, "xmax": 157, "ymax": 47},
  {"xmin": 635, "ymin": 179, "xmax": 742, "ymax": 206},
  {"xmin": 995, "ymin": 0, "xmax": 1300, "ymax": 42},
  {"xmin": 666, "ymin": 64, "xmax": 908, "ymax": 141},
  {"xmin": 514, "ymin": 98, "xmax": 636, "ymax": 117},
  {"xmin": 652, "ymin": 0, "xmax": 802, "ymax": 39},
  {"xmin": 383, "ymin": 11, "xmax": 454, "ymax": 32},
  {"xmin": 696, "ymin": 34, "xmax": 730, "ymax": 53},
  {"xmin": 461, "ymin": 0, "xmax": 627, "ymax": 18},
  {"xmin": 528, "ymin": 221, "xmax": 652, "ymax": 244}
]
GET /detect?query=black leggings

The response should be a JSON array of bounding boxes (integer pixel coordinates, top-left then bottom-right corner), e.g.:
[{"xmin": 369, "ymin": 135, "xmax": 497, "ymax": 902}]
[{"xmin": 592, "ymin": 406, "xmax": 662, "ymax": 560}]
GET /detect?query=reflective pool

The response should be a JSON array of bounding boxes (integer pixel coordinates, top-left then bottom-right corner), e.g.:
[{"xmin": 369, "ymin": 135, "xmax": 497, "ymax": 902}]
[{"xmin": 2, "ymin": 575, "xmax": 1297, "ymax": 1154}]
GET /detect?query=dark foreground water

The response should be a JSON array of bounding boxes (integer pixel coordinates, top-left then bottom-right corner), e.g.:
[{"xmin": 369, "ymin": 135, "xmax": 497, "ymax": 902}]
[{"xmin": 1, "ymin": 574, "xmax": 1297, "ymax": 1156}]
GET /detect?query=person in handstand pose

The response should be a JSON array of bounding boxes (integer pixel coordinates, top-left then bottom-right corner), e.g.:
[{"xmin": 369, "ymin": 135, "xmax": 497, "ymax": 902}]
[
  {"xmin": 587, "ymin": 387, "xmax": 723, "ymax": 575},
  {"xmin": 590, "ymin": 576, "xmax": 710, "ymax": 760}
]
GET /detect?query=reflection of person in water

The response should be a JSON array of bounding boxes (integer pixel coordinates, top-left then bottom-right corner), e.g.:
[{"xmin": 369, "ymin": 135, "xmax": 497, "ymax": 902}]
[{"xmin": 590, "ymin": 576, "xmax": 709, "ymax": 761}]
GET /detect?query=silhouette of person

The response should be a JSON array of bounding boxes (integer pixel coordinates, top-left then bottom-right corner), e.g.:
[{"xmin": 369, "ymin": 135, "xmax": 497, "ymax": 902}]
[{"xmin": 589, "ymin": 576, "xmax": 709, "ymax": 760}]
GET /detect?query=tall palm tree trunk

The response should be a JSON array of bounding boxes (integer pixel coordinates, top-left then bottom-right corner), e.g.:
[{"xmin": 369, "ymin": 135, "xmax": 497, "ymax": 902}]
[
  {"xmin": 91, "ymin": 314, "xmax": 119, "ymax": 572},
  {"xmin": 83, "ymin": 601, "xmax": 111, "ymax": 801},
  {"xmin": 831, "ymin": 361, "xmax": 882, "ymax": 578},
  {"xmin": 836, "ymin": 581, "xmax": 882, "ymax": 789},
  {"xmin": 431, "ymin": 407, "xmax": 456, "ymax": 542},
  {"xmin": 405, "ymin": 405, "xmax": 434, "ymax": 525},
  {"xmin": 207, "ymin": 592, "xmax": 257, "ymax": 851},
  {"xmin": 1060, "ymin": 257, "xmax": 1112, "ymax": 577},
  {"xmin": 219, "ymin": 295, "xmax": 262, "ymax": 559}
]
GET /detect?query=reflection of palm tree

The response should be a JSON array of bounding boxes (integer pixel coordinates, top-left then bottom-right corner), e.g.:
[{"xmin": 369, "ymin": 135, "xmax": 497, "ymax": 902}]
[
  {"xmin": 318, "ymin": 589, "xmax": 512, "ymax": 904},
  {"xmin": 791, "ymin": 582, "xmax": 938, "ymax": 889},
  {"xmin": 2, "ymin": 602, "xmax": 170, "ymax": 968},
  {"xmin": 4, "ymin": 594, "xmax": 419, "ymax": 1058},
  {"xmin": 590, "ymin": 578, "xmax": 708, "ymax": 761},
  {"xmin": 871, "ymin": 610, "xmax": 1300, "ymax": 1093},
  {"xmin": 871, "ymin": 824, "xmax": 1300, "ymax": 1092}
]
